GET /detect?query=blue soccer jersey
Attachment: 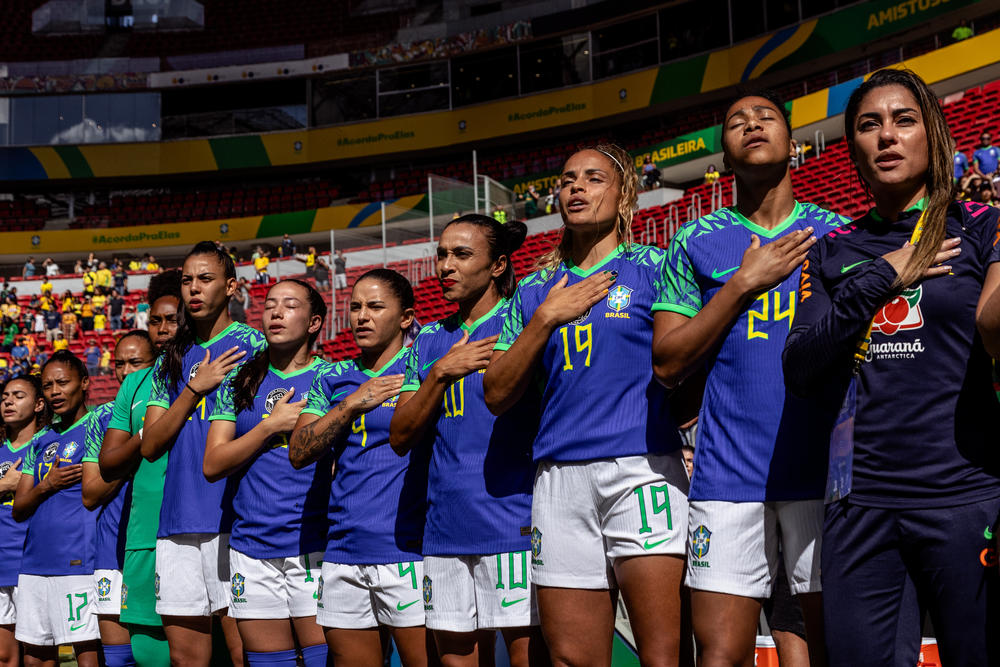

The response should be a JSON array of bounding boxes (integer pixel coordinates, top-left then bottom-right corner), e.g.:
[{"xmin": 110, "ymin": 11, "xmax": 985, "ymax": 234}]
[
  {"xmin": 496, "ymin": 244, "xmax": 683, "ymax": 462},
  {"xmin": 147, "ymin": 322, "xmax": 266, "ymax": 537},
  {"xmin": 84, "ymin": 401, "xmax": 130, "ymax": 570},
  {"xmin": 302, "ymin": 349, "xmax": 427, "ymax": 565},
  {"xmin": 974, "ymin": 145, "xmax": 1000, "ymax": 174},
  {"xmin": 209, "ymin": 357, "xmax": 331, "ymax": 559},
  {"xmin": 20, "ymin": 413, "xmax": 97, "ymax": 576},
  {"xmin": 402, "ymin": 300, "xmax": 536, "ymax": 556},
  {"xmin": 0, "ymin": 433, "xmax": 42, "ymax": 586},
  {"xmin": 658, "ymin": 203, "xmax": 847, "ymax": 502}
]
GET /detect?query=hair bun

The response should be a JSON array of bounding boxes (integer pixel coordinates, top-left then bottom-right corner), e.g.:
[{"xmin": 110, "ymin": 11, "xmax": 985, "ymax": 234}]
[{"xmin": 502, "ymin": 220, "xmax": 527, "ymax": 255}]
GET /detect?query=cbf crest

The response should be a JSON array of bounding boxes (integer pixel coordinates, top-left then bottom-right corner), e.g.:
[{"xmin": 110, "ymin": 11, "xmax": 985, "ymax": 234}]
[
  {"xmin": 691, "ymin": 525, "xmax": 712, "ymax": 560},
  {"xmin": 231, "ymin": 572, "xmax": 246, "ymax": 602},
  {"xmin": 422, "ymin": 575, "xmax": 433, "ymax": 609},
  {"xmin": 97, "ymin": 576, "xmax": 112, "ymax": 600},
  {"xmin": 264, "ymin": 388, "xmax": 287, "ymax": 414},
  {"xmin": 606, "ymin": 285, "xmax": 633, "ymax": 312},
  {"xmin": 62, "ymin": 442, "xmax": 79, "ymax": 459}
]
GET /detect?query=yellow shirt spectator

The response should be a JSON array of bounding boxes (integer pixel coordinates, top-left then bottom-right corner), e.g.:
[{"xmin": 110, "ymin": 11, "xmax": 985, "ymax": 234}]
[
  {"xmin": 96, "ymin": 268, "xmax": 112, "ymax": 288},
  {"xmin": 305, "ymin": 252, "xmax": 316, "ymax": 268},
  {"xmin": 129, "ymin": 260, "xmax": 141, "ymax": 271},
  {"xmin": 83, "ymin": 271, "xmax": 96, "ymax": 294},
  {"xmin": 39, "ymin": 296, "xmax": 53, "ymax": 312},
  {"xmin": 100, "ymin": 349, "xmax": 111, "ymax": 372},
  {"xmin": 40, "ymin": 280, "xmax": 53, "ymax": 294},
  {"xmin": 704, "ymin": 169, "xmax": 721, "ymax": 185},
  {"xmin": 53, "ymin": 338, "xmax": 69, "ymax": 352},
  {"xmin": 254, "ymin": 256, "xmax": 269, "ymax": 273},
  {"xmin": 80, "ymin": 302, "xmax": 94, "ymax": 319},
  {"xmin": 94, "ymin": 313, "xmax": 107, "ymax": 331},
  {"xmin": 92, "ymin": 294, "xmax": 106, "ymax": 311},
  {"xmin": 146, "ymin": 262, "xmax": 160, "ymax": 272},
  {"xmin": 62, "ymin": 297, "xmax": 75, "ymax": 313}
]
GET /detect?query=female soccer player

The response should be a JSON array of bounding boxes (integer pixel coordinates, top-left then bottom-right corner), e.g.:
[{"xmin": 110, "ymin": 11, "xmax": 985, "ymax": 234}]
[
  {"xmin": 483, "ymin": 144, "xmax": 690, "ymax": 667},
  {"xmin": 390, "ymin": 215, "xmax": 547, "ymax": 667},
  {"xmin": 203, "ymin": 279, "xmax": 330, "ymax": 667},
  {"xmin": 784, "ymin": 68, "xmax": 1000, "ymax": 666},
  {"xmin": 12, "ymin": 351, "xmax": 99, "ymax": 667},
  {"xmin": 652, "ymin": 89, "xmax": 846, "ymax": 667},
  {"xmin": 98, "ymin": 270, "xmax": 182, "ymax": 667},
  {"xmin": 0, "ymin": 376, "xmax": 50, "ymax": 667},
  {"xmin": 81, "ymin": 331, "xmax": 158, "ymax": 667},
  {"xmin": 141, "ymin": 242, "xmax": 266, "ymax": 666},
  {"xmin": 289, "ymin": 269, "xmax": 432, "ymax": 667}
]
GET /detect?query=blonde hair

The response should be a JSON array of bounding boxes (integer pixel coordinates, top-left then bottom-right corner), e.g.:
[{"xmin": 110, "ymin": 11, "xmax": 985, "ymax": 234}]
[{"xmin": 535, "ymin": 143, "xmax": 639, "ymax": 274}]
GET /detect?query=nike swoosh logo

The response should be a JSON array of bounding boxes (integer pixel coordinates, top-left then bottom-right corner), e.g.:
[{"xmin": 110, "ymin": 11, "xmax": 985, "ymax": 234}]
[
  {"xmin": 643, "ymin": 537, "xmax": 670, "ymax": 550},
  {"xmin": 840, "ymin": 259, "xmax": 872, "ymax": 274},
  {"xmin": 69, "ymin": 622, "xmax": 86, "ymax": 631},
  {"xmin": 131, "ymin": 400, "xmax": 144, "ymax": 410},
  {"xmin": 331, "ymin": 390, "xmax": 349, "ymax": 402},
  {"xmin": 987, "ymin": 526, "xmax": 994, "ymax": 540},
  {"xmin": 500, "ymin": 597, "xmax": 527, "ymax": 608},
  {"xmin": 711, "ymin": 266, "xmax": 739, "ymax": 280},
  {"xmin": 421, "ymin": 357, "xmax": 441, "ymax": 372},
  {"xmin": 396, "ymin": 600, "xmax": 420, "ymax": 611}
]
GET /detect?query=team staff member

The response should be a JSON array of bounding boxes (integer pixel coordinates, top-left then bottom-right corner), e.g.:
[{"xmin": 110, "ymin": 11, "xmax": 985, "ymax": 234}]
[
  {"xmin": 0, "ymin": 376, "xmax": 50, "ymax": 667},
  {"xmin": 13, "ymin": 352, "xmax": 99, "ymax": 667},
  {"xmin": 204, "ymin": 279, "xmax": 330, "ymax": 667},
  {"xmin": 653, "ymin": 89, "xmax": 846, "ymax": 667},
  {"xmin": 82, "ymin": 332, "xmax": 158, "ymax": 667},
  {"xmin": 290, "ymin": 269, "xmax": 433, "ymax": 667},
  {"xmin": 484, "ymin": 145, "xmax": 691, "ymax": 667},
  {"xmin": 141, "ymin": 242, "xmax": 266, "ymax": 667},
  {"xmin": 391, "ymin": 216, "xmax": 547, "ymax": 667},
  {"xmin": 97, "ymin": 270, "xmax": 181, "ymax": 667},
  {"xmin": 784, "ymin": 68, "xmax": 1000, "ymax": 666}
]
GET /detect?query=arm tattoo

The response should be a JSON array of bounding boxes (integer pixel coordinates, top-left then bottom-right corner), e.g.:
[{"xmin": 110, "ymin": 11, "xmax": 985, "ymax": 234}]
[{"xmin": 290, "ymin": 403, "xmax": 352, "ymax": 467}]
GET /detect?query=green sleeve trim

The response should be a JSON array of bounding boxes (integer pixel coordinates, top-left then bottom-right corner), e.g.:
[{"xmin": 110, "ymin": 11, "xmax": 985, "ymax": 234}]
[
  {"xmin": 146, "ymin": 399, "xmax": 170, "ymax": 409},
  {"xmin": 493, "ymin": 342, "xmax": 512, "ymax": 351},
  {"xmin": 207, "ymin": 415, "xmax": 237, "ymax": 422},
  {"xmin": 651, "ymin": 303, "xmax": 699, "ymax": 317},
  {"xmin": 300, "ymin": 408, "xmax": 327, "ymax": 417},
  {"xmin": 400, "ymin": 383, "xmax": 420, "ymax": 393},
  {"xmin": 81, "ymin": 457, "xmax": 99, "ymax": 463}
]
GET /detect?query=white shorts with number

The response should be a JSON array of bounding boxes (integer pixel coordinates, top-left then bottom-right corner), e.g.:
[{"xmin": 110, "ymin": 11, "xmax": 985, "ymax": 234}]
[
  {"xmin": 316, "ymin": 561, "xmax": 424, "ymax": 629},
  {"xmin": 228, "ymin": 550, "xmax": 323, "ymax": 619},
  {"xmin": 686, "ymin": 499, "xmax": 823, "ymax": 598},
  {"xmin": 0, "ymin": 586, "xmax": 15, "ymax": 625},
  {"xmin": 423, "ymin": 553, "xmax": 538, "ymax": 632},
  {"xmin": 531, "ymin": 452, "xmax": 689, "ymax": 589},
  {"xmin": 154, "ymin": 533, "xmax": 230, "ymax": 616},
  {"xmin": 15, "ymin": 574, "xmax": 99, "ymax": 645},
  {"xmin": 93, "ymin": 569, "xmax": 123, "ymax": 615}
]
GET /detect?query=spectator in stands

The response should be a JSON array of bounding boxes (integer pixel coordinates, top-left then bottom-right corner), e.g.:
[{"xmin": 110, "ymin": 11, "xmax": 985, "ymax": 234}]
[
  {"xmin": 314, "ymin": 255, "xmax": 331, "ymax": 291},
  {"xmin": 525, "ymin": 185, "xmax": 540, "ymax": 217},
  {"xmin": 545, "ymin": 187, "xmax": 556, "ymax": 214},
  {"xmin": 79, "ymin": 297, "xmax": 94, "ymax": 332},
  {"xmin": 333, "ymin": 250, "xmax": 347, "ymax": 290},
  {"xmin": 229, "ymin": 278, "xmax": 249, "ymax": 324},
  {"xmin": 10, "ymin": 338, "xmax": 29, "ymax": 371},
  {"xmin": 43, "ymin": 258, "xmax": 59, "ymax": 278},
  {"xmin": 952, "ymin": 18, "xmax": 973, "ymax": 42},
  {"xmin": 113, "ymin": 260, "xmax": 128, "ymax": 294},
  {"xmin": 60, "ymin": 309, "xmax": 77, "ymax": 343},
  {"xmin": 973, "ymin": 131, "xmax": 999, "ymax": 181},
  {"xmin": 954, "ymin": 148, "xmax": 970, "ymax": 182},
  {"xmin": 52, "ymin": 332, "xmax": 68, "ymax": 352},
  {"xmin": 108, "ymin": 289, "xmax": 124, "ymax": 331},
  {"xmin": 704, "ymin": 164, "xmax": 721, "ymax": 184},
  {"xmin": 134, "ymin": 300, "xmax": 149, "ymax": 330},
  {"xmin": 21, "ymin": 258, "xmax": 35, "ymax": 279},
  {"xmin": 86, "ymin": 252, "xmax": 98, "ymax": 272},
  {"xmin": 32, "ymin": 311, "xmax": 44, "ymax": 336},
  {"xmin": 61, "ymin": 290, "xmax": 75, "ymax": 314},
  {"xmin": 302, "ymin": 247, "xmax": 317, "ymax": 279},
  {"xmin": 85, "ymin": 340, "xmax": 100, "ymax": 377},
  {"xmin": 99, "ymin": 345, "xmax": 111, "ymax": 376},
  {"xmin": 83, "ymin": 266, "xmax": 96, "ymax": 297},
  {"xmin": 146, "ymin": 255, "xmax": 160, "ymax": 272},
  {"xmin": 122, "ymin": 306, "xmax": 135, "ymax": 330},
  {"xmin": 93, "ymin": 307, "xmax": 107, "ymax": 333},
  {"xmin": 642, "ymin": 154, "xmax": 660, "ymax": 190},
  {"xmin": 280, "ymin": 233, "xmax": 296, "ymax": 257},
  {"xmin": 492, "ymin": 205, "xmax": 508, "ymax": 224},
  {"xmin": 73, "ymin": 260, "xmax": 84, "ymax": 274},
  {"xmin": 0, "ymin": 318, "xmax": 17, "ymax": 353},
  {"xmin": 253, "ymin": 246, "xmax": 271, "ymax": 284},
  {"xmin": 44, "ymin": 309, "xmax": 60, "ymax": 344},
  {"xmin": 91, "ymin": 290, "xmax": 106, "ymax": 314},
  {"xmin": 96, "ymin": 262, "xmax": 112, "ymax": 290}
]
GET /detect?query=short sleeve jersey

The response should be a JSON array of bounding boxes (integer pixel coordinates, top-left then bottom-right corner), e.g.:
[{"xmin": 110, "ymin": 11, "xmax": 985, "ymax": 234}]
[
  {"xmin": 0, "ymin": 433, "xmax": 42, "ymax": 586},
  {"xmin": 402, "ymin": 300, "xmax": 536, "ymax": 556},
  {"xmin": 209, "ymin": 358, "xmax": 331, "ymax": 559},
  {"xmin": 21, "ymin": 413, "xmax": 97, "ymax": 576},
  {"xmin": 147, "ymin": 322, "xmax": 266, "ymax": 537},
  {"xmin": 796, "ymin": 201, "xmax": 1000, "ymax": 507},
  {"xmin": 495, "ymin": 244, "xmax": 683, "ymax": 462},
  {"xmin": 84, "ymin": 401, "xmax": 130, "ymax": 570},
  {"xmin": 954, "ymin": 152, "xmax": 969, "ymax": 180},
  {"xmin": 302, "ymin": 349, "xmax": 427, "ymax": 565},
  {"xmin": 108, "ymin": 366, "xmax": 166, "ymax": 550},
  {"xmin": 974, "ymin": 145, "xmax": 1000, "ymax": 174},
  {"xmin": 658, "ymin": 203, "xmax": 847, "ymax": 501}
]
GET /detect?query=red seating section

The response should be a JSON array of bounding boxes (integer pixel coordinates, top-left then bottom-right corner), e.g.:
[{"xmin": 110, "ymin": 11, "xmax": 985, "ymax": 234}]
[{"xmin": 0, "ymin": 199, "xmax": 51, "ymax": 231}]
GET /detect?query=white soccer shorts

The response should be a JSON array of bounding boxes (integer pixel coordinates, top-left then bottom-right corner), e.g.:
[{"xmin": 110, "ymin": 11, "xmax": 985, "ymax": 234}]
[
  {"xmin": 686, "ymin": 499, "xmax": 823, "ymax": 598},
  {"xmin": 154, "ymin": 533, "xmax": 231, "ymax": 616},
  {"xmin": 227, "ymin": 550, "xmax": 323, "ymax": 619},
  {"xmin": 531, "ymin": 452, "xmax": 690, "ymax": 589},
  {"xmin": 0, "ymin": 586, "xmax": 15, "ymax": 625},
  {"xmin": 316, "ymin": 561, "xmax": 424, "ymax": 629},
  {"xmin": 93, "ymin": 569, "xmax": 123, "ymax": 616},
  {"xmin": 423, "ymin": 552, "xmax": 538, "ymax": 632},
  {"xmin": 15, "ymin": 574, "xmax": 99, "ymax": 645}
]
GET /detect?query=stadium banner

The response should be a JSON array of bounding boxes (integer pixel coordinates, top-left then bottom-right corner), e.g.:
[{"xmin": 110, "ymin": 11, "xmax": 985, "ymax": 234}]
[
  {"xmin": 501, "ymin": 125, "xmax": 723, "ymax": 195},
  {"xmin": 0, "ymin": 194, "xmax": 426, "ymax": 254}
]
